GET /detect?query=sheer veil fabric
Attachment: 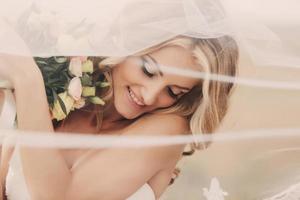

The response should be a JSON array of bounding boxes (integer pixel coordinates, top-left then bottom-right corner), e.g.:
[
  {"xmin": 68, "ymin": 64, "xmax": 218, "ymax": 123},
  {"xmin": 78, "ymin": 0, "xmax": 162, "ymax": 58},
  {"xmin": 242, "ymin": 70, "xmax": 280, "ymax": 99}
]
[
  {"xmin": 0, "ymin": 0, "xmax": 232, "ymax": 56},
  {"xmin": 0, "ymin": 0, "xmax": 297, "ymax": 67},
  {"xmin": 0, "ymin": 0, "xmax": 300, "ymax": 200},
  {"xmin": 1, "ymin": 85, "xmax": 156, "ymax": 200}
]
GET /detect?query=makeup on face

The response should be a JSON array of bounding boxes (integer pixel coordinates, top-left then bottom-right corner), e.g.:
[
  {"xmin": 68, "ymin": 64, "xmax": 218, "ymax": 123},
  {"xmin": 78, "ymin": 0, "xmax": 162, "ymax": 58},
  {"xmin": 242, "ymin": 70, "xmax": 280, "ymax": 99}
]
[{"xmin": 112, "ymin": 46, "xmax": 200, "ymax": 119}]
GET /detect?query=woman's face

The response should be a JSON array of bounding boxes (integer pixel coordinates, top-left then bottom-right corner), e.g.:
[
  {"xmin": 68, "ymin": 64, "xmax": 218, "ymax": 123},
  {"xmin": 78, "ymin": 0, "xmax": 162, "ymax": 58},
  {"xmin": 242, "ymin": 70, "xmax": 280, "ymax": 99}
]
[{"xmin": 111, "ymin": 46, "xmax": 201, "ymax": 119}]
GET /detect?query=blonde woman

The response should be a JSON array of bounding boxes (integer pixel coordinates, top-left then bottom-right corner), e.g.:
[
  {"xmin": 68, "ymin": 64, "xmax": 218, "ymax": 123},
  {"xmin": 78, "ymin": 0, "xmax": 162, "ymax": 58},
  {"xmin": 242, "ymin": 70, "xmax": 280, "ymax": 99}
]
[{"xmin": 0, "ymin": 35, "xmax": 238, "ymax": 200}]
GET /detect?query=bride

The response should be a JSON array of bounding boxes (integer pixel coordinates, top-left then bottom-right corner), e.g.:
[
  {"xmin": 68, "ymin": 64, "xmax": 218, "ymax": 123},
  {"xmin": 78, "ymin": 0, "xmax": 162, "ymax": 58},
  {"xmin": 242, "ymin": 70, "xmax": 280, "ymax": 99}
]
[
  {"xmin": 0, "ymin": 0, "xmax": 240, "ymax": 199},
  {"xmin": 0, "ymin": 34, "xmax": 238, "ymax": 200}
]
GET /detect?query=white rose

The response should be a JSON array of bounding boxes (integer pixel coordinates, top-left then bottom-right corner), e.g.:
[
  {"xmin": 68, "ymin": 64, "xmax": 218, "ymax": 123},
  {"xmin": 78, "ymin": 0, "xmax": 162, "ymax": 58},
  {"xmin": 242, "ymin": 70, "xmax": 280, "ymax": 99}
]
[
  {"xmin": 68, "ymin": 77, "xmax": 82, "ymax": 101},
  {"xmin": 69, "ymin": 57, "xmax": 83, "ymax": 77},
  {"xmin": 89, "ymin": 96, "xmax": 105, "ymax": 105},
  {"xmin": 51, "ymin": 92, "xmax": 75, "ymax": 121},
  {"xmin": 73, "ymin": 98, "xmax": 86, "ymax": 109},
  {"xmin": 82, "ymin": 60, "xmax": 94, "ymax": 73},
  {"xmin": 82, "ymin": 86, "xmax": 96, "ymax": 97}
]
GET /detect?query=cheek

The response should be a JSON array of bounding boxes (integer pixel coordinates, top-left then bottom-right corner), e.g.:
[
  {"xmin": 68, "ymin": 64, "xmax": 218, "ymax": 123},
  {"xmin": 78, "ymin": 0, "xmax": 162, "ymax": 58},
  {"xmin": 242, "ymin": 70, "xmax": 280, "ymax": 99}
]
[
  {"xmin": 113, "ymin": 63, "xmax": 143, "ymax": 86},
  {"xmin": 157, "ymin": 94, "xmax": 176, "ymax": 108}
]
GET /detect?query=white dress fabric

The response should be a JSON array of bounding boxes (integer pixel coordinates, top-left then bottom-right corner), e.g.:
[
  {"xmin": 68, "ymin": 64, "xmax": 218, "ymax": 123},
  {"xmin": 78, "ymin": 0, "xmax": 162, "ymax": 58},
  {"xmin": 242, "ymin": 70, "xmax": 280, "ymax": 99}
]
[{"xmin": 1, "ymin": 90, "xmax": 156, "ymax": 200}]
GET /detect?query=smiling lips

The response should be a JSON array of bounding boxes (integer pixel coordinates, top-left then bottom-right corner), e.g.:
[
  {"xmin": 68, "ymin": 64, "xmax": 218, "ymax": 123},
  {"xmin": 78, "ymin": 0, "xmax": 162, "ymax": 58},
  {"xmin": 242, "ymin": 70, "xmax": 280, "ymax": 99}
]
[{"xmin": 127, "ymin": 87, "xmax": 145, "ymax": 106}]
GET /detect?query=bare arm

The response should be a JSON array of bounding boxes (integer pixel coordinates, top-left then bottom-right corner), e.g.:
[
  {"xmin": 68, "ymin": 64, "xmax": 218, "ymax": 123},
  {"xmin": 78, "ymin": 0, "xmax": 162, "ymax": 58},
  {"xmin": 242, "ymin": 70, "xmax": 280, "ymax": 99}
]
[
  {"xmin": 65, "ymin": 114, "xmax": 188, "ymax": 200},
  {"xmin": 16, "ymin": 78, "xmax": 72, "ymax": 200},
  {"xmin": 148, "ymin": 168, "xmax": 176, "ymax": 199},
  {"xmin": 0, "ymin": 55, "xmax": 71, "ymax": 199}
]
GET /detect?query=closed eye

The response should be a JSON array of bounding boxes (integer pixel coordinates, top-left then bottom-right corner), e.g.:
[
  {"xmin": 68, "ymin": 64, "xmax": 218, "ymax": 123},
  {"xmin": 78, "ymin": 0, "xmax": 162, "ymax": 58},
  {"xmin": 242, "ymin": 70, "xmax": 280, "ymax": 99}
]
[
  {"xmin": 141, "ymin": 56, "xmax": 184, "ymax": 100},
  {"xmin": 142, "ymin": 64, "xmax": 154, "ymax": 78},
  {"xmin": 167, "ymin": 87, "xmax": 179, "ymax": 99},
  {"xmin": 169, "ymin": 87, "xmax": 187, "ymax": 99},
  {"xmin": 142, "ymin": 65, "xmax": 179, "ymax": 99},
  {"xmin": 141, "ymin": 57, "xmax": 155, "ymax": 77}
]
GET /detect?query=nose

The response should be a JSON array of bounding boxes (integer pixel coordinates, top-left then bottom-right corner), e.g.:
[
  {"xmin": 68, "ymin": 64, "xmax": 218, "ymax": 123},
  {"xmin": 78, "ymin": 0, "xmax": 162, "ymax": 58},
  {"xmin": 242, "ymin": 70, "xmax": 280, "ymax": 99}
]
[{"xmin": 141, "ymin": 81, "xmax": 164, "ymax": 106}]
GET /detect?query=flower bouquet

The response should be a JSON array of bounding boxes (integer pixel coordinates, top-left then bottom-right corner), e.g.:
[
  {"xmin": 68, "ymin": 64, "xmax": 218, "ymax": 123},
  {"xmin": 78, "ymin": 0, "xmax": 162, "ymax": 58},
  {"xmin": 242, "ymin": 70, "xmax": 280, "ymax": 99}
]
[{"xmin": 34, "ymin": 56, "xmax": 109, "ymax": 121}]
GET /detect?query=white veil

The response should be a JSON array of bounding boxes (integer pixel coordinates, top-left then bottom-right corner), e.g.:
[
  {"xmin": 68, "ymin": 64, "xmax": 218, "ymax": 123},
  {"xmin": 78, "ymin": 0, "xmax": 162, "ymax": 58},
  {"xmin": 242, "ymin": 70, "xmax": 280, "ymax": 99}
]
[
  {"xmin": 0, "ymin": 0, "xmax": 299, "ymax": 67},
  {"xmin": 0, "ymin": 0, "xmax": 300, "ymax": 199},
  {"xmin": 0, "ymin": 0, "xmax": 233, "ymax": 56}
]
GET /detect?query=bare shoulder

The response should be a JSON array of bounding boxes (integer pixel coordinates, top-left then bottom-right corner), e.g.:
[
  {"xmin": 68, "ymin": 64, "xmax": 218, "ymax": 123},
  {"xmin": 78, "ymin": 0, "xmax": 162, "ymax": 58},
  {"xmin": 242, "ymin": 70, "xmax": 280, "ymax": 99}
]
[
  {"xmin": 122, "ymin": 113, "xmax": 190, "ymax": 169},
  {"xmin": 125, "ymin": 113, "xmax": 190, "ymax": 136},
  {"xmin": 67, "ymin": 114, "xmax": 189, "ymax": 199}
]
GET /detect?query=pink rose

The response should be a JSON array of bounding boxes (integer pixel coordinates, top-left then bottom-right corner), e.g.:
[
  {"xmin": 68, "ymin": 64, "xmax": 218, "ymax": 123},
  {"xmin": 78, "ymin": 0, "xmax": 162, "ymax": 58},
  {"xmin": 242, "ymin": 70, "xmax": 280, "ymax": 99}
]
[
  {"xmin": 69, "ymin": 57, "xmax": 83, "ymax": 77},
  {"xmin": 78, "ymin": 56, "xmax": 88, "ymax": 62},
  {"xmin": 70, "ymin": 56, "xmax": 88, "ymax": 62},
  {"xmin": 68, "ymin": 77, "xmax": 82, "ymax": 101}
]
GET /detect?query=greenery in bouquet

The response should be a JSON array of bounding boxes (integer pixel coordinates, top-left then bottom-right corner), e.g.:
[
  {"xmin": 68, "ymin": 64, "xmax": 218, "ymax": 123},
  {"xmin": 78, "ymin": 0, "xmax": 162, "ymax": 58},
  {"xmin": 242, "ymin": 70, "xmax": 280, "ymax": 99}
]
[{"xmin": 34, "ymin": 56, "xmax": 110, "ymax": 121}]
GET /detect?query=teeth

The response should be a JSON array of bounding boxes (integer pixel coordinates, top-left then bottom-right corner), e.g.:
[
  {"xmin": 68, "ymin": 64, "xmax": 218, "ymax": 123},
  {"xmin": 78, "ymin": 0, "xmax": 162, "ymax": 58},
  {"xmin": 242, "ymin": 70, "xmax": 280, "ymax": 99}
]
[{"xmin": 128, "ymin": 88, "xmax": 145, "ymax": 106}]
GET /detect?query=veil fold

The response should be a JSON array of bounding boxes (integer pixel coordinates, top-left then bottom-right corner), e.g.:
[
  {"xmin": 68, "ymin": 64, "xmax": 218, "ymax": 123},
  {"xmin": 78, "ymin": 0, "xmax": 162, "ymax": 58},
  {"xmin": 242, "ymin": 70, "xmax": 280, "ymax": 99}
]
[
  {"xmin": 0, "ymin": 0, "xmax": 231, "ymax": 56},
  {"xmin": 0, "ymin": 0, "xmax": 299, "ymax": 70},
  {"xmin": 0, "ymin": 0, "xmax": 298, "ymax": 69}
]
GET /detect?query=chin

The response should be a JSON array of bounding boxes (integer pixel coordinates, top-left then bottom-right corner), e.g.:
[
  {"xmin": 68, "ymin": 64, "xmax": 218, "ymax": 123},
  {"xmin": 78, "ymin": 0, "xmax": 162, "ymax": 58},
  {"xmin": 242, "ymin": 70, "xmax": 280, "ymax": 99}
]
[
  {"xmin": 114, "ymin": 100, "xmax": 140, "ymax": 120},
  {"xmin": 114, "ymin": 85, "xmax": 146, "ymax": 120},
  {"xmin": 117, "ymin": 109, "xmax": 133, "ymax": 119},
  {"xmin": 120, "ymin": 110, "xmax": 141, "ymax": 120}
]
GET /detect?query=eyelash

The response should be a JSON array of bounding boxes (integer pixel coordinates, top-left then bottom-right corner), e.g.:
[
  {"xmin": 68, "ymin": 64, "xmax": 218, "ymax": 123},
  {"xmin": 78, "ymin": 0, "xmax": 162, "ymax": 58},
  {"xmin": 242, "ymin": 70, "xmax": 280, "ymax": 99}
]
[
  {"xmin": 167, "ymin": 87, "xmax": 179, "ymax": 99},
  {"xmin": 142, "ymin": 64, "xmax": 154, "ymax": 78},
  {"xmin": 141, "ymin": 62, "xmax": 179, "ymax": 99}
]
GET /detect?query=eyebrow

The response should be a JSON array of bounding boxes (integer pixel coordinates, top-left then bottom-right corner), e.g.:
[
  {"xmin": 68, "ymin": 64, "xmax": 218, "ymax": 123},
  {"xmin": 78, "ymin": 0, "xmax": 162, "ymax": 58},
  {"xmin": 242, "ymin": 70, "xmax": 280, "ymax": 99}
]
[
  {"xmin": 145, "ymin": 54, "xmax": 164, "ymax": 76},
  {"xmin": 144, "ymin": 54, "xmax": 192, "ymax": 91}
]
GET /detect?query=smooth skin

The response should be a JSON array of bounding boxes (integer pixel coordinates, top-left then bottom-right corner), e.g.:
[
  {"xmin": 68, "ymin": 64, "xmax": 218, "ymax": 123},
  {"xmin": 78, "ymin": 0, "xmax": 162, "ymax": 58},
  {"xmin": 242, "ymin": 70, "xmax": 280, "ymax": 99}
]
[{"xmin": 0, "ymin": 46, "xmax": 200, "ymax": 200}]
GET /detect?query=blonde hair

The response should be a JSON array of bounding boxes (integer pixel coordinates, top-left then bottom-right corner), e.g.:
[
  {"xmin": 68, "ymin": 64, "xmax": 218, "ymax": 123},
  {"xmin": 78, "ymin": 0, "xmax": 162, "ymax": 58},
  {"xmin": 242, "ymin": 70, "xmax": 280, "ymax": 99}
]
[{"xmin": 90, "ymin": 35, "xmax": 239, "ymax": 151}]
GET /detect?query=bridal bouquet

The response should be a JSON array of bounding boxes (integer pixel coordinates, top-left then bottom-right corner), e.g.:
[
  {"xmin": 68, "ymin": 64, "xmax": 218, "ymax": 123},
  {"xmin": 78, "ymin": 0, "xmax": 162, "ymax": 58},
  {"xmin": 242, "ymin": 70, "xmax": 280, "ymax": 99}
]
[{"xmin": 34, "ymin": 56, "xmax": 109, "ymax": 121}]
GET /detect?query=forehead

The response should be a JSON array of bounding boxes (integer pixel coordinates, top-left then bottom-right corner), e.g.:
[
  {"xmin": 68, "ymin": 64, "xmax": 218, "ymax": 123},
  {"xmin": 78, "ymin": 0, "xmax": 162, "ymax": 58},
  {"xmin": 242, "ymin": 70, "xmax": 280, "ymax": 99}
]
[{"xmin": 149, "ymin": 46, "xmax": 201, "ymax": 87}]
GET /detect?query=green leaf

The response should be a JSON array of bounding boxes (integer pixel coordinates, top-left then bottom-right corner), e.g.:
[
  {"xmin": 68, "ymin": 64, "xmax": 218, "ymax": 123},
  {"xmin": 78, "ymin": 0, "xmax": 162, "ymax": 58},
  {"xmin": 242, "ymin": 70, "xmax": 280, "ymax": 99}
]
[
  {"xmin": 41, "ymin": 66, "xmax": 55, "ymax": 72},
  {"xmin": 57, "ymin": 95, "xmax": 68, "ymax": 115},
  {"xmin": 46, "ymin": 88, "xmax": 54, "ymax": 104},
  {"xmin": 62, "ymin": 73, "xmax": 71, "ymax": 82},
  {"xmin": 88, "ymin": 96, "xmax": 105, "ymax": 105},
  {"xmin": 47, "ymin": 88, "xmax": 57, "ymax": 108},
  {"xmin": 36, "ymin": 60, "xmax": 48, "ymax": 65},
  {"xmin": 54, "ymin": 56, "xmax": 68, "ymax": 63},
  {"xmin": 81, "ymin": 74, "xmax": 93, "ymax": 86},
  {"xmin": 52, "ymin": 89, "xmax": 58, "ymax": 98},
  {"xmin": 47, "ymin": 77, "xmax": 62, "ymax": 85},
  {"xmin": 55, "ymin": 64, "xmax": 67, "ymax": 73},
  {"xmin": 95, "ymin": 81, "xmax": 110, "ymax": 87}
]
